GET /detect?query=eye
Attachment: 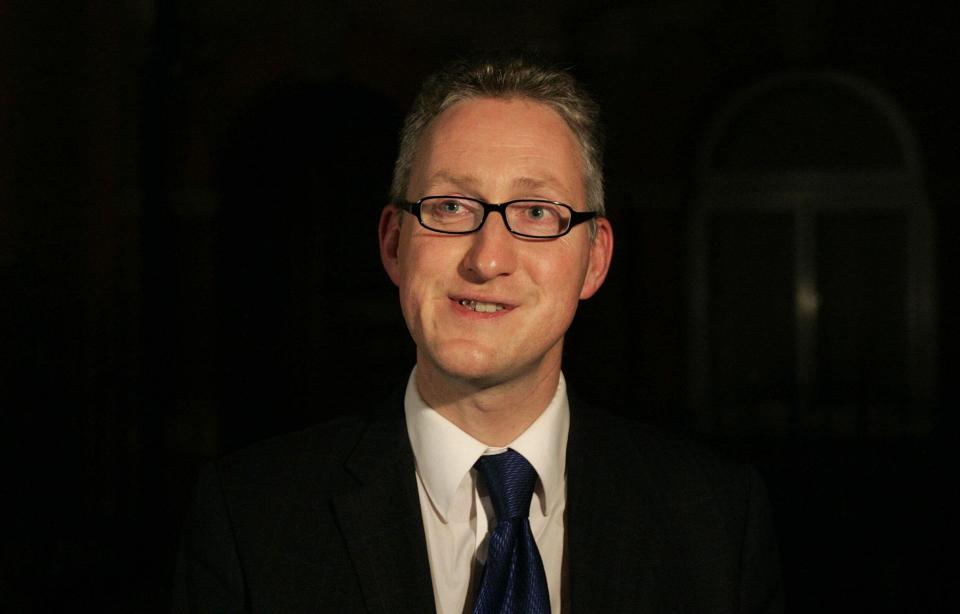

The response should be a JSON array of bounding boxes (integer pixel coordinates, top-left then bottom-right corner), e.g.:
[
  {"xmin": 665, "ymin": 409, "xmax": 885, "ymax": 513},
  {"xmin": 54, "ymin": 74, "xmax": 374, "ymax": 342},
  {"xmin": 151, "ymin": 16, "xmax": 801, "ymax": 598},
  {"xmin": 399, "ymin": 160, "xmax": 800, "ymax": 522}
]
[
  {"xmin": 432, "ymin": 199, "xmax": 468, "ymax": 216},
  {"xmin": 521, "ymin": 203, "xmax": 561, "ymax": 223},
  {"xmin": 420, "ymin": 197, "xmax": 480, "ymax": 230}
]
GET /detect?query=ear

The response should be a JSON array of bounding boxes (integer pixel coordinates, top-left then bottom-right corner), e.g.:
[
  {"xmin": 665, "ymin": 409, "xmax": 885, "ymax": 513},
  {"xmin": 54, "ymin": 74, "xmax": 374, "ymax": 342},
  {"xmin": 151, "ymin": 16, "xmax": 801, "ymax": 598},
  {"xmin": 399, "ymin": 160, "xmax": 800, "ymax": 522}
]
[
  {"xmin": 579, "ymin": 217, "xmax": 613, "ymax": 300},
  {"xmin": 379, "ymin": 204, "xmax": 403, "ymax": 286}
]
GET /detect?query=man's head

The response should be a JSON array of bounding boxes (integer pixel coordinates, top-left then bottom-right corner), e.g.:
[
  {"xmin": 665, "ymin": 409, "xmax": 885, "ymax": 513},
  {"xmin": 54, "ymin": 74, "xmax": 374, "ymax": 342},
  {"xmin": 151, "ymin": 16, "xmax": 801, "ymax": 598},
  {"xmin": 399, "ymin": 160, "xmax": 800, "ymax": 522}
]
[
  {"xmin": 390, "ymin": 55, "xmax": 606, "ymax": 219},
  {"xmin": 379, "ymin": 56, "xmax": 613, "ymax": 392}
]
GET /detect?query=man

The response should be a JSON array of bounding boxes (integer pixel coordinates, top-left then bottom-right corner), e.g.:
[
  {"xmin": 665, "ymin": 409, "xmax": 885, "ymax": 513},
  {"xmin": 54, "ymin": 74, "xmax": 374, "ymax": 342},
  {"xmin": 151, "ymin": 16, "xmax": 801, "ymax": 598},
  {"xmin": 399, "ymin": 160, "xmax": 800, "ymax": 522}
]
[{"xmin": 174, "ymin": 56, "xmax": 783, "ymax": 613}]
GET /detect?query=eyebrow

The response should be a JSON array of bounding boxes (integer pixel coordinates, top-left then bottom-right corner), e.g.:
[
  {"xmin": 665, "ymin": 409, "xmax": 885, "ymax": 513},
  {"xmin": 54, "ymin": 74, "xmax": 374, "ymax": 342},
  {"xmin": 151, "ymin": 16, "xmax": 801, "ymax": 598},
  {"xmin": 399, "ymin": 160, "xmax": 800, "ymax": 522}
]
[
  {"xmin": 511, "ymin": 175, "xmax": 563, "ymax": 193},
  {"xmin": 425, "ymin": 171, "xmax": 568, "ymax": 197},
  {"xmin": 425, "ymin": 171, "xmax": 480, "ymax": 191}
]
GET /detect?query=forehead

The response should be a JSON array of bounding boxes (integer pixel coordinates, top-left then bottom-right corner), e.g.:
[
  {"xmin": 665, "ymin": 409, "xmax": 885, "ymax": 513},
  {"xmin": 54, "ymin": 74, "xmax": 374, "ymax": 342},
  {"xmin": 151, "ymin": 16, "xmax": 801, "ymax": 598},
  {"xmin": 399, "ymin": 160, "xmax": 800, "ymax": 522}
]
[{"xmin": 409, "ymin": 97, "xmax": 584, "ymax": 202}]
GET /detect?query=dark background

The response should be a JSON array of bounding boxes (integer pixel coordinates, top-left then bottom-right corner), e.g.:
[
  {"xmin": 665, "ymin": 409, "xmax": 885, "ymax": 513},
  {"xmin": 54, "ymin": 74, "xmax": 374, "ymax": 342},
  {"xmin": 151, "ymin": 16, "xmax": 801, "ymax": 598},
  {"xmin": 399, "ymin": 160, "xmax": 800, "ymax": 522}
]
[{"xmin": 1, "ymin": 1, "xmax": 954, "ymax": 611}]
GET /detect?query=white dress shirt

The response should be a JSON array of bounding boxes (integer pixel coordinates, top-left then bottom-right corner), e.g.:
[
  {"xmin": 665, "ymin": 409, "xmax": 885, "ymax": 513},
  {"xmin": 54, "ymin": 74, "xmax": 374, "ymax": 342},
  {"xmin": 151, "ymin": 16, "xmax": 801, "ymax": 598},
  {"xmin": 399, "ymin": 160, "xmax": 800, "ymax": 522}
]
[{"xmin": 404, "ymin": 368, "xmax": 569, "ymax": 614}]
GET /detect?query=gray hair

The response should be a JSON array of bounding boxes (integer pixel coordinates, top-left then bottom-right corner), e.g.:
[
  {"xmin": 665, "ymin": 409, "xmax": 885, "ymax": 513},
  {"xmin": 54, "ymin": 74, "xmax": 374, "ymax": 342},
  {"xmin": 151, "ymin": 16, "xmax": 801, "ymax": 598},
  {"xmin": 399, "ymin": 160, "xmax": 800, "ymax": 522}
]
[{"xmin": 390, "ymin": 55, "xmax": 605, "ymax": 218}]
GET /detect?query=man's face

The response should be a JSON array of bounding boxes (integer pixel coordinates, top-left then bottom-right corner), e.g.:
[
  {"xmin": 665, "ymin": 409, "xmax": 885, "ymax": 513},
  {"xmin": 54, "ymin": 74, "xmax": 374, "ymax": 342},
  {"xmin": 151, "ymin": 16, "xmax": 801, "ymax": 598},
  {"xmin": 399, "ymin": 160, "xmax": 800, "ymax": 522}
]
[{"xmin": 380, "ymin": 97, "xmax": 612, "ymax": 388}]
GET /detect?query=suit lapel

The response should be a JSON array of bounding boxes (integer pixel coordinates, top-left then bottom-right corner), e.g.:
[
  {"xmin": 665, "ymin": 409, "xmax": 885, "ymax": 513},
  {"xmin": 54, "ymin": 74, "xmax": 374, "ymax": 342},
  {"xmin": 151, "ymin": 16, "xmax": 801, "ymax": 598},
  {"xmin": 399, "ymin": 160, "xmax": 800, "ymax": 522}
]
[
  {"xmin": 566, "ymin": 401, "xmax": 667, "ymax": 612},
  {"xmin": 332, "ymin": 416, "xmax": 436, "ymax": 614}
]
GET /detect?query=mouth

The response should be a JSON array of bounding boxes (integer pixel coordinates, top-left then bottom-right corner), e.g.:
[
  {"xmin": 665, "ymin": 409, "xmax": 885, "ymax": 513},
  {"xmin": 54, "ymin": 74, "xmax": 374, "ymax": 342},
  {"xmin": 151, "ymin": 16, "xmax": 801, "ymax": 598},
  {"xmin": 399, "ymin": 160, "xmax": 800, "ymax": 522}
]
[{"xmin": 454, "ymin": 298, "xmax": 511, "ymax": 313}]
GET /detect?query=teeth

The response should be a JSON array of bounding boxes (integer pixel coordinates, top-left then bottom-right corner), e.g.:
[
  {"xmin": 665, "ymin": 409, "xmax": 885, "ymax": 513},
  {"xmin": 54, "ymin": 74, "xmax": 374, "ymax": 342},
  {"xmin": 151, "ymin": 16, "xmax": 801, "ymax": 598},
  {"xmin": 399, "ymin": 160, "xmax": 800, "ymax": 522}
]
[{"xmin": 459, "ymin": 299, "xmax": 506, "ymax": 313}]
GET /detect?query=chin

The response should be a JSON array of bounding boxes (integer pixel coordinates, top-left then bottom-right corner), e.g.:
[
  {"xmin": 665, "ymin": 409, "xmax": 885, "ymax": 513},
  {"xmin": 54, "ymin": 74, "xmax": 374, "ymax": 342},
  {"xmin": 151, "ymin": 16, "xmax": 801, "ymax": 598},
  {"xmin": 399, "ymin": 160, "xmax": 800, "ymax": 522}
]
[
  {"xmin": 423, "ymin": 342, "xmax": 512, "ymax": 384},
  {"xmin": 439, "ymin": 346, "xmax": 499, "ymax": 377}
]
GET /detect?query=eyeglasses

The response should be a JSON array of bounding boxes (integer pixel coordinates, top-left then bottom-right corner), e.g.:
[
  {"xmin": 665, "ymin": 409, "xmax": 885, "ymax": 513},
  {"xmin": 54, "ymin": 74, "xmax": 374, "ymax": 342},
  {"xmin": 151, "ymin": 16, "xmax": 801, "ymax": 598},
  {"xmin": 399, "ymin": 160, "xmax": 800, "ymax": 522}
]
[{"xmin": 396, "ymin": 196, "xmax": 597, "ymax": 239}]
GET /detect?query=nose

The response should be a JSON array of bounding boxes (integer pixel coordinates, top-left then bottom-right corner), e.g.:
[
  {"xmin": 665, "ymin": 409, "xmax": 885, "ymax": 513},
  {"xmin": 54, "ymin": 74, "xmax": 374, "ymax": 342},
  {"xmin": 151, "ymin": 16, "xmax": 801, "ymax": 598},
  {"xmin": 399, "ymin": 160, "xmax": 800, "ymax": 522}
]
[{"xmin": 460, "ymin": 211, "xmax": 518, "ymax": 282}]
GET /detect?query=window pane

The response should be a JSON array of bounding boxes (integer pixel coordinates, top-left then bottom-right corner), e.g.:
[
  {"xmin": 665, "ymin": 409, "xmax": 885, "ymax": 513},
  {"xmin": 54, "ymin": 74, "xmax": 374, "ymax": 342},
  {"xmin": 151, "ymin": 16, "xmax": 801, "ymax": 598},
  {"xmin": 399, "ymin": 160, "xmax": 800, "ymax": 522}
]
[{"xmin": 816, "ymin": 211, "xmax": 907, "ymax": 406}]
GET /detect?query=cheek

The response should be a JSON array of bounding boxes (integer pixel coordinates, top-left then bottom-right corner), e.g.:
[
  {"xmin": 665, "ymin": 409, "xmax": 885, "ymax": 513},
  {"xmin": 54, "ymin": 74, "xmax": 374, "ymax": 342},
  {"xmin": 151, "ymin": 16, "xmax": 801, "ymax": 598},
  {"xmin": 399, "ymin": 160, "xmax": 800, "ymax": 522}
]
[
  {"xmin": 398, "ymin": 266, "xmax": 426, "ymax": 320},
  {"xmin": 531, "ymin": 250, "xmax": 589, "ymax": 304},
  {"xmin": 397, "ymin": 245, "xmax": 444, "ymax": 320}
]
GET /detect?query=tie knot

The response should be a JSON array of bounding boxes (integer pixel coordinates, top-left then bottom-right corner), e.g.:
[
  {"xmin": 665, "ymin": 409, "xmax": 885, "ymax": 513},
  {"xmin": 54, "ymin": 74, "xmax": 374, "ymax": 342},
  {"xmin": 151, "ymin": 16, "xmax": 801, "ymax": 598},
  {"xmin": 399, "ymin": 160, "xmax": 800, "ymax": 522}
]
[{"xmin": 475, "ymin": 449, "xmax": 538, "ymax": 521}]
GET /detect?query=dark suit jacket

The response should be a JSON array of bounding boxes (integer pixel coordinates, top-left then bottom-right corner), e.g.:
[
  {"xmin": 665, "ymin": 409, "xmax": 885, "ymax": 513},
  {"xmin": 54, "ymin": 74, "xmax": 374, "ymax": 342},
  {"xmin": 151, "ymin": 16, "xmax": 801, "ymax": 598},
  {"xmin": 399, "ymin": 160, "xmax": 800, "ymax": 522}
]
[{"xmin": 173, "ymin": 397, "xmax": 783, "ymax": 613}]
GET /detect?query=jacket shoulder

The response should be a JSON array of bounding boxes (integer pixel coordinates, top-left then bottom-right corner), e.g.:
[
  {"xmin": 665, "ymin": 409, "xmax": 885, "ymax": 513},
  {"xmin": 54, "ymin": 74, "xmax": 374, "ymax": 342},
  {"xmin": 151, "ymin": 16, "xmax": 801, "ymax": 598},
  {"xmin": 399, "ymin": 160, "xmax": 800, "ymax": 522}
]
[
  {"xmin": 573, "ymin": 401, "xmax": 761, "ymax": 504},
  {"xmin": 212, "ymin": 416, "xmax": 375, "ymax": 495},
  {"xmin": 568, "ymin": 402, "xmax": 784, "ymax": 612}
]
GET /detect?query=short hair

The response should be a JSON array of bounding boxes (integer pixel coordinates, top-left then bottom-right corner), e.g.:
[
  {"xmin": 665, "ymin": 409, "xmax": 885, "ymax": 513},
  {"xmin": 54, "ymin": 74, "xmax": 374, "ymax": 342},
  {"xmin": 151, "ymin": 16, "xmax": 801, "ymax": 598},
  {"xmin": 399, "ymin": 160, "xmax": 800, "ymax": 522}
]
[{"xmin": 390, "ymin": 55, "xmax": 605, "ymax": 218}]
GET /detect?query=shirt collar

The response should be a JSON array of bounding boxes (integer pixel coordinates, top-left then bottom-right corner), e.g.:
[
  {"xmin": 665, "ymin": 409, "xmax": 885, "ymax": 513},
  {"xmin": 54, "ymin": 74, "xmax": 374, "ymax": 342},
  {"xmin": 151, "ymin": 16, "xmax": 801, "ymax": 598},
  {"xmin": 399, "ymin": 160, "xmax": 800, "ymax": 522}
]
[{"xmin": 403, "ymin": 367, "xmax": 570, "ymax": 522}]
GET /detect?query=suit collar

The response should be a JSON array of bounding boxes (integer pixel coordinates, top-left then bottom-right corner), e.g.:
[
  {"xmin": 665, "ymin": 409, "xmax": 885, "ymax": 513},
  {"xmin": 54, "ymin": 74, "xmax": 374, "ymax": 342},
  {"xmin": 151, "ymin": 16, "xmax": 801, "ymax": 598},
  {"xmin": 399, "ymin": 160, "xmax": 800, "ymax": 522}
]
[{"xmin": 332, "ymin": 413, "xmax": 437, "ymax": 614}]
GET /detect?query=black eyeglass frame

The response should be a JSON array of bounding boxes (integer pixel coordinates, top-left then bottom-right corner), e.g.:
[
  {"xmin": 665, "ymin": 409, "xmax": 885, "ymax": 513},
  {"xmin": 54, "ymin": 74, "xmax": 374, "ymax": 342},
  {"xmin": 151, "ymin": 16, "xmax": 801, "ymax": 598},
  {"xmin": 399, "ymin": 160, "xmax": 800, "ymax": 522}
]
[{"xmin": 396, "ymin": 196, "xmax": 598, "ymax": 239}]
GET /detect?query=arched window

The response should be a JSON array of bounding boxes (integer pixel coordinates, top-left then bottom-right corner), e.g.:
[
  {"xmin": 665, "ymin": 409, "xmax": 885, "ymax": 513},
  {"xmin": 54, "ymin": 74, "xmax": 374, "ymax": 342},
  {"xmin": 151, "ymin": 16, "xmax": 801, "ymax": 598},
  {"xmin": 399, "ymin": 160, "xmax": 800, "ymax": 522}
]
[{"xmin": 687, "ymin": 71, "xmax": 937, "ymax": 437}]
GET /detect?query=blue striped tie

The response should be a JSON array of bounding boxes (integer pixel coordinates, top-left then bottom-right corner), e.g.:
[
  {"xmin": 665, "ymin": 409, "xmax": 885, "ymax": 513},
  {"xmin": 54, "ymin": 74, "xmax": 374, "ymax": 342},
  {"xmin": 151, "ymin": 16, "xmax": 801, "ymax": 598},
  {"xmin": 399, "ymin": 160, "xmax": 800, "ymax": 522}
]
[{"xmin": 472, "ymin": 449, "xmax": 551, "ymax": 614}]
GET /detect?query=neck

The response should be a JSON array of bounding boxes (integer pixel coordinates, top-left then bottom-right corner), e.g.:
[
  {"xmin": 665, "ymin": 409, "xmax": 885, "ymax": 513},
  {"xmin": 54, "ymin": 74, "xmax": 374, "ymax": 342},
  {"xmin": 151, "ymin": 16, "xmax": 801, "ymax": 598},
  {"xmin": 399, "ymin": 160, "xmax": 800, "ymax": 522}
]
[{"xmin": 414, "ymin": 357, "xmax": 561, "ymax": 447}]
